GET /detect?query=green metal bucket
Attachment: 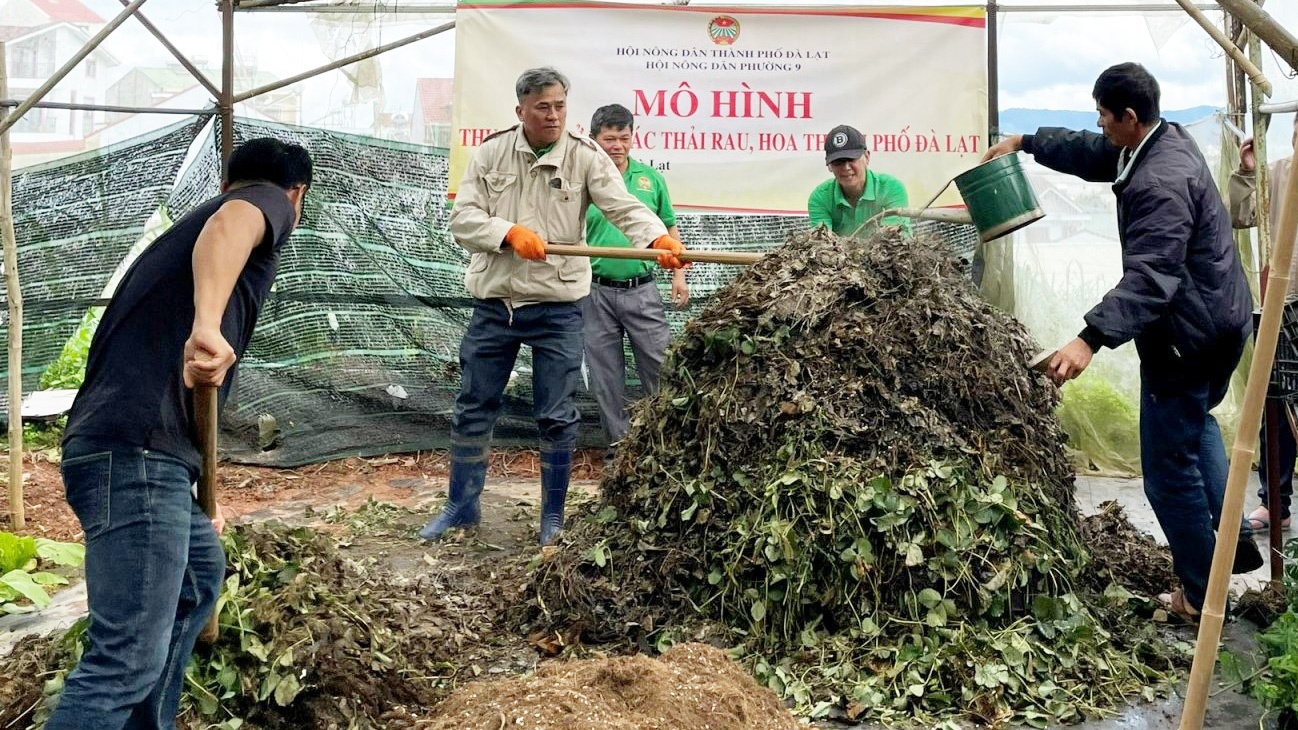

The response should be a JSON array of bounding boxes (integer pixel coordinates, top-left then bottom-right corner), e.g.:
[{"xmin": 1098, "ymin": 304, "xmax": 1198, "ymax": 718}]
[{"xmin": 953, "ymin": 153, "xmax": 1045, "ymax": 242}]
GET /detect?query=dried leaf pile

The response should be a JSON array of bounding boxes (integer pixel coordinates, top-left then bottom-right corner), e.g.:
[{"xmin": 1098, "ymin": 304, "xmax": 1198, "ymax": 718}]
[
  {"xmin": 421, "ymin": 642, "xmax": 802, "ymax": 730},
  {"xmin": 525, "ymin": 228, "xmax": 1182, "ymax": 726},
  {"xmin": 1079, "ymin": 500, "xmax": 1176, "ymax": 597}
]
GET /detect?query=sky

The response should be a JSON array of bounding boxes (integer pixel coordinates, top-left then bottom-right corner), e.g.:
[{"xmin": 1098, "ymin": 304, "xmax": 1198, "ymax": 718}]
[{"xmin": 64, "ymin": 0, "xmax": 1298, "ymax": 155}]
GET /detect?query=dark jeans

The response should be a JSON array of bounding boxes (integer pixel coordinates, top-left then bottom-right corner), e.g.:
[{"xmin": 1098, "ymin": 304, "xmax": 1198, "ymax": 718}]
[
  {"xmin": 1258, "ymin": 408, "xmax": 1295, "ymax": 519},
  {"xmin": 46, "ymin": 437, "xmax": 224, "ymax": 730},
  {"xmin": 1139, "ymin": 369, "xmax": 1232, "ymax": 612},
  {"xmin": 453, "ymin": 299, "xmax": 584, "ymax": 450}
]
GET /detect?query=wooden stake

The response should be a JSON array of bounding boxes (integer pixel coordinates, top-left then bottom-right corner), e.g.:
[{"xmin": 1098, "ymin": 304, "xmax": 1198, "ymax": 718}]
[
  {"xmin": 1, "ymin": 43, "xmax": 24, "ymax": 530},
  {"xmin": 195, "ymin": 384, "xmax": 219, "ymax": 643},
  {"xmin": 1178, "ymin": 103, "xmax": 1298, "ymax": 730}
]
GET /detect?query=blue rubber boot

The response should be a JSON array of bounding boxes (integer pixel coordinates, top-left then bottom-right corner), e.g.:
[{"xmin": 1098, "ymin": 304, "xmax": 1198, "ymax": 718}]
[
  {"xmin": 538, "ymin": 447, "xmax": 572, "ymax": 546},
  {"xmin": 420, "ymin": 442, "xmax": 487, "ymax": 541}
]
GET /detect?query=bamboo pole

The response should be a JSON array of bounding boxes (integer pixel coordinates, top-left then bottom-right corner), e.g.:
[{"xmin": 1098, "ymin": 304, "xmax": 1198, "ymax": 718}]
[
  {"xmin": 0, "ymin": 44, "xmax": 22, "ymax": 530},
  {"xmin": 1246, "ymin": 18, "xmax": 1284, "ymax": 582},
  {"xmin": 1173, "ymin": 0, "xmax": 1272, "ymax": 97},
  {"xmin": 1215, "ymin": 0, "xmax": 1298, "ymax": 74},
  {"xmin": 1178, "ymin": 108, "xmax": 1298, "ymax": 730},
  {"xmin": 0, "ymin": 0, "xmax": 150, "ymax": 136},
  {"xmin": 545, "ymin": 243, "xmax": 764, "ymax": 266}
]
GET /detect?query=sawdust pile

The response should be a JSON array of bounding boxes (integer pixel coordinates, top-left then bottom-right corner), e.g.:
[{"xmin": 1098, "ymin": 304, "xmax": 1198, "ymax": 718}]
[{"xmin": 421, "ymin": 643, "xmax": 801, "ymax": 730}]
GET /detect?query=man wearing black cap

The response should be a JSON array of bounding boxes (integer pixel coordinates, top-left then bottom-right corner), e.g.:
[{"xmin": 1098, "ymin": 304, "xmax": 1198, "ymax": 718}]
[{"xmin": 808, "ymin": 124, "xmax": 911, "ymax": 238}]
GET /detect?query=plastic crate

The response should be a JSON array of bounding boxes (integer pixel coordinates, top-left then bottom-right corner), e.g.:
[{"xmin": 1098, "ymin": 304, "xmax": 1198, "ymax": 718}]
[{"xmin": 1269, "ymin": 302, "xmax": 1298, "ymax": 399}]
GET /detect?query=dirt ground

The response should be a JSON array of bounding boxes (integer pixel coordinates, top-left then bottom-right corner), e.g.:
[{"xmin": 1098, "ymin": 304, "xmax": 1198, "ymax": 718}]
[{"xmin": 0, "ymin": 447, "xmax": 609, "ymax": 542}]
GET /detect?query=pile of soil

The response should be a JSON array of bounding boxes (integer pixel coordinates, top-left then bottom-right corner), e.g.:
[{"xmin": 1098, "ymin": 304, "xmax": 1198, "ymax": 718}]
[
  {"xmin": 1080, "ymin": 500, "xmax": 1176, "ymax": 596},
  {"xmin": 522, "ymin": 228, "xmax": 1178, "ymax": 725},
  {"xmin": 421, "ymin": 643, "xmax": 801, "ymax": 730},
  {"xmin": 1237, "ymin": 582, "xmax": 1288, "ymax": 627}
]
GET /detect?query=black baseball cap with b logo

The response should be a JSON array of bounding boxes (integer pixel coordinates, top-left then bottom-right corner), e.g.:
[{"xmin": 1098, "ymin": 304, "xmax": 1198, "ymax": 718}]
[{"xmin": 825, "ymin": 124, "xmax": 867, "ymax": 163}]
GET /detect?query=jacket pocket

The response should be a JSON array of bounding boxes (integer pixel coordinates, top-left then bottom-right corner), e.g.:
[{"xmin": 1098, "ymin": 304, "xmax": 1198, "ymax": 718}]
[
  {"xmin": 483, "ymin": 172, "xmax": 517, "ymax": 209},
  {"xmin": 546, "ymin": 178, "xmax": 586, "ymax": 244},
  {"xmin": 61, "ymin": 451, "xmax": 112, "ymax": 539},
  {"xmin": 555, "ymin": 254, "xmax": 587, "ymax": 283}
]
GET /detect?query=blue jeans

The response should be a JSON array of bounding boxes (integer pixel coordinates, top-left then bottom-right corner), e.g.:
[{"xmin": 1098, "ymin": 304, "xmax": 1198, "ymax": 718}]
[
  {"xmin": 46, "ymin": 437, "xmax": 225, "ymax": 730},
  {"xmin": 1258, "ymin": 410, "xmax": 1295, "ymax": 518},
  {"xmin": 453, "ymin": 299, "xmax": 584, "ymax": 450},
  {"xmin": 1140, "ymin": 370, "xmax": 1232, "ymax": 611}
]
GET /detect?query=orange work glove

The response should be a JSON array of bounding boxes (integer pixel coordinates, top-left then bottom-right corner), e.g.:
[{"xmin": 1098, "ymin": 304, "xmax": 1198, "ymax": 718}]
[
  {"xmin": 651, "ymin": 234, "xmax": 686, "ymax": 269},
  {"xmin": 505, "ymin": 224, "xmax": 546, "ymax": 260}
]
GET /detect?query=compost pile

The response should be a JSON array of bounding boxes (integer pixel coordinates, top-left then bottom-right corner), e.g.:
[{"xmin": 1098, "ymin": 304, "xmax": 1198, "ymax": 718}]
[
  {"xmin": 421, "ymin": 642, "xmax": 802, "ymax": 730},
  {"xmin": 1, "ymin": 522, "xmax": 510, "ymax": 730},
  {"xmin": 524, "ymin": 228, "xmax": 1180, "ymax": 725},
  {"xmin": 1079, "ymin": 500, "xmax": 1176, "ymax": 597}
]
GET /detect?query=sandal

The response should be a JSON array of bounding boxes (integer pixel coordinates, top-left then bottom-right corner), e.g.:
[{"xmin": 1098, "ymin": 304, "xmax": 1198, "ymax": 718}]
[
  {"xmin": 1245, "ymin": 506, "xmax": 1292, "ymax": 533},
  {"xmin": 1157, "ymin": 589, "xmax": 1201, "ymax": 624}
]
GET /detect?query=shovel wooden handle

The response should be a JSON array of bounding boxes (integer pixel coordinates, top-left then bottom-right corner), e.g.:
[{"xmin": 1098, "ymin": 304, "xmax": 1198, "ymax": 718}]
[
  {"xmin": 194, "ymin": 384, "xmax": 220, "ymax": 643},
  {"xmin": 545, "ymin": 243, "xmax": 764, "ymax": 266}
]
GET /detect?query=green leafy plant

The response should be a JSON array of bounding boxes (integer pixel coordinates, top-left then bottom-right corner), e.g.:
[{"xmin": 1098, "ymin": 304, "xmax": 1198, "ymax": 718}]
[
  {"xmin": 38, "ymin": 309, "xmax": 101, "ymax": 391},
  {"xmin": 0, "ymin": 532, "xmax": 85, "ymax": 614},
  {"xmin": 1231, "ymin": 539, "xmax": 1298, "ymax": 725}
]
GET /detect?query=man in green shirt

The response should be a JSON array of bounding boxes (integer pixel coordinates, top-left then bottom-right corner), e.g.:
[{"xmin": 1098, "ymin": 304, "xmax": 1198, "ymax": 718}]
[
  {"xmin": 808, "ymin": 124, "xmax": 911, "ymax": 237},
  {"xmin": 583, "ymin": 104, "xmax": 688, "ymax": 453}
]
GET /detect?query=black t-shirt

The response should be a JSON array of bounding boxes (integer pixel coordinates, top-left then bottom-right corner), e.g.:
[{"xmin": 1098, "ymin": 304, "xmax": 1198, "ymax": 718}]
[{"xmin": 63, "ymin": 183, "xmax": 297, "ymax": 472}]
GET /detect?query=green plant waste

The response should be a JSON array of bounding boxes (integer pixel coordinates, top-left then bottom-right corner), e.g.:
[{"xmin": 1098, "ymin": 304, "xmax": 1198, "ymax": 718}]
[{"xmin": 521, "ymin": 227, "xmax": 1186, "ymax": 726}]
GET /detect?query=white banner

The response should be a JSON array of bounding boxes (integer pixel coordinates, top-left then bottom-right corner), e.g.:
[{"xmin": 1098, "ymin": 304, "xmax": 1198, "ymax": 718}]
[{"xmin": 451, "ymin": 3, "xmax": 987, "ymax": 214}]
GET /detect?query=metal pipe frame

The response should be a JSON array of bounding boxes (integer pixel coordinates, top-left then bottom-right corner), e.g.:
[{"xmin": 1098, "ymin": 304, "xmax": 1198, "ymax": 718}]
[
  {"xmin": 235, "ymin": 0, "xmax": 315, "ymax": 7},
  {"xmin": 231, "ymin": 21, "xmax": 453, "ymax": 104},
  {"xmin": 1260, "ymin": 100, "xmax": 1298, "ymax": 114},
  {"xmin": 117, "ymin": 0, "xmax": 220, "ymax": 97},
  {"xmin": 0, "ymin": 99, "xmax": 215, "ymax": 115},
  {"xmin": 221, "ymin": 0, "xmax": 234, "ymax": 177},
  {"xmin": 998, "ymin": 3, "xmax": 1220, "ymax": 11},
  {"xmin": 0, "ymin": 0, "xmax": 150, "ymax": 136},
  {"xmin": 237, "ymin": 3, "xmax": 455, "ymax": 11}
]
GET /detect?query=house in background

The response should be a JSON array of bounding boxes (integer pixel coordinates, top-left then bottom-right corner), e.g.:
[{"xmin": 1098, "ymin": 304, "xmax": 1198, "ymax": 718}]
[
  {"xmin": 412, "ymin": 78, "xmax": 453, "ymax": 147},
  {"xmin": 2, "ymin": 0, "xmax": 118, "ymax": 166},
  {"xmin": 107, "ymin": 63, "xmax": 301, "ymax": 127}
]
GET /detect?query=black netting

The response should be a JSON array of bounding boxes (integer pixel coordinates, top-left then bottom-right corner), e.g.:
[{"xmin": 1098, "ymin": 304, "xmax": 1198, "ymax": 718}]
[
  {"xmin": 5, "ymin": 117, "xmax": 980, "ymax": 467},
  {"xmin": 2, "ymin": 118, "xmax": 207, "ymax": 413}
]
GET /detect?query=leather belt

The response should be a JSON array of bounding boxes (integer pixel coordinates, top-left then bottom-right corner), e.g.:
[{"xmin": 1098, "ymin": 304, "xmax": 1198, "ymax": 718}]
[{"xmin": 593, "ymin": 272, "xmax": 655, "ymax": 289}]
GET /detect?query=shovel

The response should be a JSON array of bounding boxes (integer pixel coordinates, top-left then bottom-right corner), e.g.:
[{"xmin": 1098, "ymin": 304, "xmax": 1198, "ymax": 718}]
[
  {"xmin": 544, "ymin": 243, "xmax": 763, "ymax": 265},
  {"xmin": 1028, "ymin": 349, "xmax": 1057, "ymax": 373},
  {"xmin": 194, "ymin": 383, "xmax": 221, "ymax": 643}
]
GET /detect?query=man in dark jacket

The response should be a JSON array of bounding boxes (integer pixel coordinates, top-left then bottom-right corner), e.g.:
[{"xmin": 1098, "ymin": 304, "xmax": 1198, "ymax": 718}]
[{"xmin": 983, "ymin": 62, "xmax": 1261, "ymax": 620}]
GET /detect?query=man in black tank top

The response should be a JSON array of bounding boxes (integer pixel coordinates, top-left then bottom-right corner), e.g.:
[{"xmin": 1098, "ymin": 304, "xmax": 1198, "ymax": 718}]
[{"xmin": 48, "ymin": 138, "xmax": 311, "ymax": 730}]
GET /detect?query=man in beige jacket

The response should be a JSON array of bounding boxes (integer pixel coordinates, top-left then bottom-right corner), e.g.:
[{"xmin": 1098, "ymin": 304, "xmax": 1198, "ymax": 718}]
[
  {"xmin": 1230, "ymin": 115, "xmax": 1298, "ymax": 534},
  {"xmin": 421, "ymin": 67, "xmax": 686, "ymax": 546}
]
